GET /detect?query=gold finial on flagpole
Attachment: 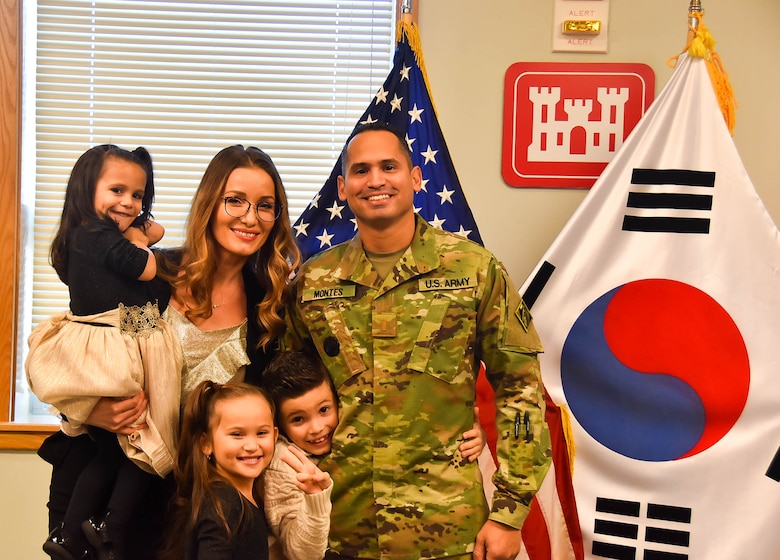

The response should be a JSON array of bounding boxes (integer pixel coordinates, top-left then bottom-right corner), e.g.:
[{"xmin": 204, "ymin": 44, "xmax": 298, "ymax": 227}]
[
  {"xmin": 687, "ymin": 0, "xmax": 703, "ymax": 43},
  {"xmin": 677, "ymin": 0, "xmax": 737, "ymax": 135},
  {"xmin": 401, "ymin": 0, "xmax": 413, "ymax": 25}
]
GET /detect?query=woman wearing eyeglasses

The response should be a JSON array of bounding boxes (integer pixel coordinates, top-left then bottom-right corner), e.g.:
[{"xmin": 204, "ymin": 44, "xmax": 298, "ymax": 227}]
[{"xmin": 156, "ymin": 145, "xmax": 300, "ymax": 399}]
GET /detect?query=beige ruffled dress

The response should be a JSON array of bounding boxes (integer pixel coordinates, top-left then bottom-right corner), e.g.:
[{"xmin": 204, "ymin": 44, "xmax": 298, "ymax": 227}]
[{"xmin": 26, "ymin": 301, "xmax": 182, "ymax": 477}]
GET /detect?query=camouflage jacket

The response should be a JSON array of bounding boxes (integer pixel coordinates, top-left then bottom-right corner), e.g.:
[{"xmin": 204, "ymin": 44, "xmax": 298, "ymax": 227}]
[{"xmin": 284, "ymin": 217, "xmax": 551, "ymax": 560}]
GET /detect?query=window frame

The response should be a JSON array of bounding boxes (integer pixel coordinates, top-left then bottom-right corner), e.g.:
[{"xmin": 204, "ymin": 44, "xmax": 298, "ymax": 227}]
[{"xmin": 0, "ymin": 0, "xmax": 47, "ymax": 449}]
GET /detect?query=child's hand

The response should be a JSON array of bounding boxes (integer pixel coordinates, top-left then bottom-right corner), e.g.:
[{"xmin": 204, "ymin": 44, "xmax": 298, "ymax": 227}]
[
  {"xmin": 123, "ymin": 223, "xmax": 157, "ymax": 280},
  {"xmin": 142, "ymin": 220, "xmax": 165, "ymax": 246},
  {"xmin": 281, "ymin": 445, "xmax": 332, "ymax": 494},
  {"xmin": 459, "ymin": 406, "xmax": 487, "ymax": 463},
  {"xmin": 122, "ymin": 220, "xmax": 163, "ymax": 247},
  {"xmin": 123, "ymin": 223, "xmax": 151, "ymax": 247}
]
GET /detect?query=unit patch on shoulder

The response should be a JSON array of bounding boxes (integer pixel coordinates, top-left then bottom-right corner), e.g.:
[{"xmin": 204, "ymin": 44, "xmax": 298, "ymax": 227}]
[{"xmin": 516, "ymin": 299, "xmax": 532, "ymax": 332}]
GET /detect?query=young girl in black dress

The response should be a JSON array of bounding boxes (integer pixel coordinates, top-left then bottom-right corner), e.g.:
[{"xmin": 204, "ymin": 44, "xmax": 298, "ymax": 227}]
[{"xmin": 27, "ymin": 144, "xmax": 181, "ymax": 560}]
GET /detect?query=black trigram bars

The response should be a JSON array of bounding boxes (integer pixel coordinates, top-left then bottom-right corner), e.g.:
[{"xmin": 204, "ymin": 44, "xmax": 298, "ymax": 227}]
[
  {"xmin": 765, "ymin": 446, "xmax": 780, "ymax": 481},
  {"xmin": 622, "ymin": 168, "xmax": 715, "ymax": 234},
  {"xmin": 522, "ymin": 260, "xmax": 555, "ymax": 310},
  {"xmin": 592, "ymin": 497, "xmax": 692, "ymax": 560}
]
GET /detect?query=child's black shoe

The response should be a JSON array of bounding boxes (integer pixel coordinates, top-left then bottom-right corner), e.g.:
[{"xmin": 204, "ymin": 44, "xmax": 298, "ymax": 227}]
[
  {"xmin": 82, "ymin": 514, "xmax": 121, "ymax": 560},
  {"xmin": 43, "ymin": 523, "xmax": 95, "ymax": 560}
]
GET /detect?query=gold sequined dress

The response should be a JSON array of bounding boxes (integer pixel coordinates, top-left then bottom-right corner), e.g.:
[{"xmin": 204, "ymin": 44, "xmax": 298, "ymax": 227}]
[{"xmin": 163, "ymin": 304, "xmax": 250, "ymax": 401}]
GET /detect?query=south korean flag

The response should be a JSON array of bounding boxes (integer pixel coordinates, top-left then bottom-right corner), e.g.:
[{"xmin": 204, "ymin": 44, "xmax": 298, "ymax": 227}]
[{"xmin": 520, "ymin": 52, "xmax": 780, "ymax": 559}]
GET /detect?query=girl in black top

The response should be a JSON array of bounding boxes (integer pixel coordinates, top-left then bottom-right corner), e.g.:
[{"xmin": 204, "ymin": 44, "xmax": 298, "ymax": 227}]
[
  {"xmin": 162, "ymin": 381, "xmax": 277, "ymax": 560},
  {"xmin": 28, "ymin": 145, "xmax": 180, "ymax": 560}
]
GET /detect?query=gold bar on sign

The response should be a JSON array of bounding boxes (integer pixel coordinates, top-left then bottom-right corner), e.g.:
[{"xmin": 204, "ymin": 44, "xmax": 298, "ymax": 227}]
[{"xmin": 562, "ymin": 20, "xmax": 602, "ymax": 34}]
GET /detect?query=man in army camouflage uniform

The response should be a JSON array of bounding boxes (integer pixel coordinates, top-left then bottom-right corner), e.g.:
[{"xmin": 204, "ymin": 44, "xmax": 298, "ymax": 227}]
[{"xmin": 284, "ymin": 122, "xmax": 551, "ymax": 560}]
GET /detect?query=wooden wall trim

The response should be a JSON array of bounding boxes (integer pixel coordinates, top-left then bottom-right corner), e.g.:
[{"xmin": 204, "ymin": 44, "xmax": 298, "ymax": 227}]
[
  {"xmin": 0, "ymin": 0, "xmax": 27, "ymax": 445},
  {"xmin": 0, "ymin": 423, "xmax": 57, "ymax": 450}
]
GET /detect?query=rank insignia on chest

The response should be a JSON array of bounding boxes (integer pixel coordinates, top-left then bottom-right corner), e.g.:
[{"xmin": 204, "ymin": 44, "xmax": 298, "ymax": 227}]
[{"xmin": 372, "ymin": 311, "xmax": 397, "ymax": 338}]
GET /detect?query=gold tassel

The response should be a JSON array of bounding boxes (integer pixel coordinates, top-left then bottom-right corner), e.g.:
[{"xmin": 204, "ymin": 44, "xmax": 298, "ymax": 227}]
[
  {"xmin": 559, "ymin": 404, "xmax": 576, "ymax": 476},
  {"xmin": 705, "ymin": 49, "xmax": 737, "ymax": 135},
  {"xmin": 669, "ymin": 12, "xmax": 737, "ymax": 135},
  {"xmin": 396, "ymin": 20, "xmax": 439, "ymax": 116}
]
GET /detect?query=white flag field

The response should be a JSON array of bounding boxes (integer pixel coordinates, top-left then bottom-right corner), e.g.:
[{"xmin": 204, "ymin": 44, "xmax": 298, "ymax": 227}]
[{"xmin": 519, "ymin": 52, "xmax": 780, "ymax": 559}]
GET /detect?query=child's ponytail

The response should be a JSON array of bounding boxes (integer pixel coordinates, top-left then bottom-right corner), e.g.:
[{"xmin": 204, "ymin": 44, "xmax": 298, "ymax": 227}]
[{"xmin": 130, "ymin": 146, "xmax": 155, "ymax": 227}]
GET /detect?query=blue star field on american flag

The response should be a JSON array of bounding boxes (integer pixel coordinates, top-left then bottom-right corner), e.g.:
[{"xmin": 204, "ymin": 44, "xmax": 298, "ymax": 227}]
[{"xmin": 292, "ymin": 22, "xmax": 483, "ymax": 262}]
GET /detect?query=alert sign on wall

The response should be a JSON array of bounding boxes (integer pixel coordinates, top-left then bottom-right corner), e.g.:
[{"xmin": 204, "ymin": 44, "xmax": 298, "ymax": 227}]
[{"xmin": 502, "ymin": 62, "xmax": 655, "ymax": 188}]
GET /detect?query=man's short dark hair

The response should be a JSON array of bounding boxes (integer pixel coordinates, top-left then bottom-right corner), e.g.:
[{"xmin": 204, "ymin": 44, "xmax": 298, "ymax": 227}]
[{"xmin": 340, "ymin": 122, "xmax": 413, "ymax": 175}]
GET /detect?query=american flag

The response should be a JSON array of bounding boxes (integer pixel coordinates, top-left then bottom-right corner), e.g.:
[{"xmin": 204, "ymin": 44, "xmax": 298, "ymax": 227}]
[{"xmin": 292, "ymin": 20, "xmax": 482, "ymax": 262}]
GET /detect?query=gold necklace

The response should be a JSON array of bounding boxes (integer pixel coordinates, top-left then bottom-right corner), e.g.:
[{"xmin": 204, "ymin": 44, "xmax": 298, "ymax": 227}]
[
  {"xmin": 212, "ymin": 286, "xmax": 225, "ymax": 309},
  {"xmin": 212, "ymin": 280, "xmax": 239, "ymax": 309}
]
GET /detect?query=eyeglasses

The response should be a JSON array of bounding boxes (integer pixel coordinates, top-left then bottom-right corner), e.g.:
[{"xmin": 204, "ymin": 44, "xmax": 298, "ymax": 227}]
[{"xmin": 221, "ymin": 196, "xmax": 282, "ymax": 222}]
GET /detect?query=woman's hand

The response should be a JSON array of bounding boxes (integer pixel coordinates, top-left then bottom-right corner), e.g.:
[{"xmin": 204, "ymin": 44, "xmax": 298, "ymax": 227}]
[{"xmin": 86, "ymin": 392, "xmax": 148, "ymax": 434}]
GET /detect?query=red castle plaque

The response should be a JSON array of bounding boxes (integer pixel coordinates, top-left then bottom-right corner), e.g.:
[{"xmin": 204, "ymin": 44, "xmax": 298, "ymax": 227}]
[{"xmin": 502, "ymin": 62, "xmax": 655, "ymax": 188}]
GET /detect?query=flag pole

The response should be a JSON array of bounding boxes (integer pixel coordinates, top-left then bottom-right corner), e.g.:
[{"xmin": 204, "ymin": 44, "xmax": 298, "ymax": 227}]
[
  {"xmin": 687, "ymin": 0, "xmax": 703, "ymax": 44},
  {"xmin": 399, "ymin": 0, "xmax": 416, "ymax": 25},
  {"xmin": 678, "ymin": 0, "xmax": 737, "ymax": 134}
]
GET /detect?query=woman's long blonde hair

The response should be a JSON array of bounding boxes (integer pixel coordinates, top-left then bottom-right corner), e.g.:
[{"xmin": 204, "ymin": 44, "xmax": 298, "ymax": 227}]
[{"xmin": 158, "ymin": 145, "xmax": 300, "ymax": 348}]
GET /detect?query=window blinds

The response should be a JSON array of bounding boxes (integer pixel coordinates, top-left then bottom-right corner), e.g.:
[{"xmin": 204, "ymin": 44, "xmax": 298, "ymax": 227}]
[
  {"xmin": 16, "ymin": 0, "xmax": 394, "ymax": 420},
  {"xmin": 26, "ymin": 0, "xmax": 394, "ymax": 324}
]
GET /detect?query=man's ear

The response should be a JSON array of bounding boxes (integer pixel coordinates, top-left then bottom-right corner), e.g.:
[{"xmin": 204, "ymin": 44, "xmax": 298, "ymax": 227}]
[
  {"xmin": 411, "ymin": 165, "xmax": 423, "ymax": 193},
  {"xmin": 337, "ymin": 175, "xmax": 347, "ymax": 201}
]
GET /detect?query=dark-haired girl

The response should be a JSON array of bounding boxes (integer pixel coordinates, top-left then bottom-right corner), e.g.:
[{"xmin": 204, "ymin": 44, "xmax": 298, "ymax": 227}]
[
  {"xmin": 162, "ymin": 381, "xmax": 277, "ymax": 560},
  {"xmin": 27, "ymin": 145, "xmax": 181, "ymax": 560}
]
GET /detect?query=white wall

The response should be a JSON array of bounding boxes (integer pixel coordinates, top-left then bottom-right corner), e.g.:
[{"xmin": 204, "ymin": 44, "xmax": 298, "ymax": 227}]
[
  {"xmin": 1, "ymin": 451, "xmax": 52, "ymax": 558},
  {"xmin": 3, "ymin": 1, "xmax": 778, "ymax": 556}
]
